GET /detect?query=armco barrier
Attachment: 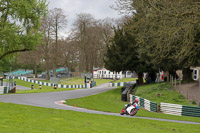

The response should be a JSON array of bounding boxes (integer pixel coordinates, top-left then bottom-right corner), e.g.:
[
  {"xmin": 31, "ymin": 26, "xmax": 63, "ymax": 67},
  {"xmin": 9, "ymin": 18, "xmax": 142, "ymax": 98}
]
[
  {"xmin": 182, "ymin": 105, "xmax": 200, "ymax": 117},
  {"xmin": 130, "ymin": 95, "xmax": 158, "ymax": 112},
  {"xmin": 160, "ymin": 102, "xmax": 182, "ymax": 116},
  {"xmin": 160, "ymin": 102, "xmax": 200, "ymax": 117},
  {"xmin": 109, "ymin": 81, "xmax": 136, "ymax": 87},
  {"xmin": 0, "ymin": 86, "xmax": 8, "ymax": 94},
  {"xmin": 17, "ymin": 77, "xmax": 87, "ymax": 89}
]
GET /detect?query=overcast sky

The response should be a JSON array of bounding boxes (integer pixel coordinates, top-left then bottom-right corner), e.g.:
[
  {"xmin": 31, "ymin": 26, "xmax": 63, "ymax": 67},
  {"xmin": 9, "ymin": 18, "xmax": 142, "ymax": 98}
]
[{"xmin": 46, "ymin": 0, "xmax": 122, "ymax": 37}]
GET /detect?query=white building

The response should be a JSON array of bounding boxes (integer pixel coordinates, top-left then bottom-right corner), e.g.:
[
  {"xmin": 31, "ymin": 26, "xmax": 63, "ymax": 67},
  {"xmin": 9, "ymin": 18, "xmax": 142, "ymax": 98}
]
[{"xmin": 93, "ymin": 68, "xmax": 136, "ymax": 79}]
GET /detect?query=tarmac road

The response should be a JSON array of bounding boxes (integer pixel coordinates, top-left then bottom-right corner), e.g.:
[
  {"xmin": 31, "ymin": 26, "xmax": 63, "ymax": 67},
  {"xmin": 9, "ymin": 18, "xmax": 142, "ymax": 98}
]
[{"xmin": 0, "ymin": 83, "xmax": 199, "ymax": 125}]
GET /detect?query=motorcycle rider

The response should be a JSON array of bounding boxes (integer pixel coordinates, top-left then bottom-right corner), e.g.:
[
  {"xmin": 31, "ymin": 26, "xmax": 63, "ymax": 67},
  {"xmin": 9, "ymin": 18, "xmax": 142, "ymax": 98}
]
[{"xmin": 125, "ymin": 99, "xmax": 139, "ymax": 110}]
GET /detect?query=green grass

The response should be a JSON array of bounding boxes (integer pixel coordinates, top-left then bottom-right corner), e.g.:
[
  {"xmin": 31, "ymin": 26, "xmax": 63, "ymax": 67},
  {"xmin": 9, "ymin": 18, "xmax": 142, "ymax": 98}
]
[
  {"xmin": 59, "ymin": 77, "xmax": 85, "ymax": 85},
  {"xmin": 66, "ymin": 86, "xmax": 200, "ymax": 123},
  {"xmin": 135, "ymin": 83, "xmax": 193, "ymax": 106},
  {"xmin": 59, "ymin": 78, "xmax": 114, "ymax": 86},
  {"xmin": 9, "ymin": 78, "xmax": 114, "ymax": 94},
  {"xmin": 93, "ymin": 79, "xmax": 114, "ymax": 85},
  {"xmin": 113, "ymin": 78, "xmax": 137, "ymax": 83},
  {"xmin": 13, "ymin": 79, "xmax": 74, "ymax": 94},
  {"xmin": 38, "ymin": 79, "xmax": 50, "ymax": 83},
  {"xmin": 0, "ymin": 102, "xmax": 199, "ymax": 133},
  {"xmin": 16, "ymin": 88, "xmax": 74, "ymax": 94}
]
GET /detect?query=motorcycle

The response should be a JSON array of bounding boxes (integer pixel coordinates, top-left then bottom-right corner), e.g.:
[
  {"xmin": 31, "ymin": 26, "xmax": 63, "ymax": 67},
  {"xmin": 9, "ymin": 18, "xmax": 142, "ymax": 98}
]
[{"xmin": 120, "ymin": 103, "xmax": 140, "ymax": 116}]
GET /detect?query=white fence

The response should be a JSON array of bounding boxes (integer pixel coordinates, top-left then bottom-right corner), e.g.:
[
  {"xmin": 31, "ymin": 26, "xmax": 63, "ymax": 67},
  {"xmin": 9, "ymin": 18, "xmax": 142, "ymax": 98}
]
[{"xmin": 160, "ymin": 102, "xmax": 183, "ymax": 116}]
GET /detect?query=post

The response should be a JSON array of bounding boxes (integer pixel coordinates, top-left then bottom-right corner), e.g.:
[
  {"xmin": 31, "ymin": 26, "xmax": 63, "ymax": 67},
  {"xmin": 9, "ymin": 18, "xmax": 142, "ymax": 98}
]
[
  {"xmin": 179, "ymin": 74, "xmax": 181, "ymax": 93},
  {"xmin": 167, "ymin": 73, "xmax": 169, "ymax": 82},
  {"xmin": 175, "ymin": 77, "xmax": 176, "ymax": 90},
  {"xmin": 187, "ymin": 87, "xmax": 189, "ymax": 99},
  {"xmin": 199, "ymin": 71, "xmax": 200, "ymax": 106}
]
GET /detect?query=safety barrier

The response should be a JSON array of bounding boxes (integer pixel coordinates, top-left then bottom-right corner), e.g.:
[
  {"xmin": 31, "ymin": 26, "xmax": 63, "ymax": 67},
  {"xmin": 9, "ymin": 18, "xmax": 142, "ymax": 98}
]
[
  {"xmin": 109, "ymin": 81, "xmax": 136, "ymax": 87},
  {"xmin": 17, "ymin": 77, "xmax": 87, "ymax": 89},
  {"xmin": 130, "ymin": 95, "xmax": 157, "ymax": 112},
  {"xmin": 160, "ymin": 103, "xmax": 182, "ymax": 116},
  {"xmin": 0, "ymin": 86, "xmax": 8, "ymax": 94},
  {"xmin": 161, "ymin": 102, "xmax": 200, "ymax": 117},
  {"xmin": 130, "ymin": 95, "xmax": 200, "ymax": 117}
]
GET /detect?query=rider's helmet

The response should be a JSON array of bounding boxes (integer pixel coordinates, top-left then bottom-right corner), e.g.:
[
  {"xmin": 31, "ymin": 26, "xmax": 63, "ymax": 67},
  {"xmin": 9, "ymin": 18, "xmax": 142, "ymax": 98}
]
[{"xmin": 134, "ymin": 99, "xmax": 139, "ymax": 103}]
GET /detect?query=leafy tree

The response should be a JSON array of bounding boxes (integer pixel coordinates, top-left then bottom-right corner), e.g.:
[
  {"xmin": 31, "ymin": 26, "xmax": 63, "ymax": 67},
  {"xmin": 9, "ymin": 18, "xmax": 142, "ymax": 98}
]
[
  {"xmin": 104, "ymin": 27, "xmax": 151, "ymax": 84},
  {"xmin": 0, "ymin": 0, "xmax": 47, "ymax": 60},
  {"xmin": 113, "ymin": 0, "xmax": 200, "ymax": 82},
  {"xmin": 131, "ymin": 0, "xmax": 200, "ymax": 81}
]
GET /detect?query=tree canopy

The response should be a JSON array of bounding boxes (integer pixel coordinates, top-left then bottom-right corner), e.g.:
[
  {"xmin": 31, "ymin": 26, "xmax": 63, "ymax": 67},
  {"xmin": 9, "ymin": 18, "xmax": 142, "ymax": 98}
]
[
  {"xmin": 105, "ymin": 0, "xmax": 200, "ymax": 82},
  {"xmin": 0, "ymin": 0, "xmax": 47, "ymax": 60}
]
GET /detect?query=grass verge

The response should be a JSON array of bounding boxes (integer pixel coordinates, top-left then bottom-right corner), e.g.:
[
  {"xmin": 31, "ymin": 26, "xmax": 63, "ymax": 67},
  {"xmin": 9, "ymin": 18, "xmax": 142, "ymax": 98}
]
[
  {"xmin": 66, "ymin": 84, "xmax": 200, "ymax": 123},
  {"xmin": 13, "ymin": 79, "xmax": 74, "ymax": 94},
  {"xmin": 135, "ymin": 83, "xmax": 193, "ymax": 106},
  {"xmin": 59, "ymin": 77, "xmax": 84, "ymax": 85},
  {"xmin": 113, "ymin": 78, "xmax": 137, "ymax": 83},
  {"xmin": 0, "ymin": 102, "xmax": 199, "ymax": 133}
]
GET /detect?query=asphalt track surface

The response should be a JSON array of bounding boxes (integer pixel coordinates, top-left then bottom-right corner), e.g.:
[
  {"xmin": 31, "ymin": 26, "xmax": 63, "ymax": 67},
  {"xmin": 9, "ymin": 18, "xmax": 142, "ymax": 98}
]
[{"xmin": 0, "ymin": 83, "xmax": 199, "ymax": 125}]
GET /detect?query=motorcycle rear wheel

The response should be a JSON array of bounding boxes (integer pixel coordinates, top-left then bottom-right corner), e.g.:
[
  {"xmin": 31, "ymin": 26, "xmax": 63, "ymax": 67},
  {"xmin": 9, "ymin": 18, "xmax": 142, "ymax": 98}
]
[{"xmin": 120, "ymin": 108, "xmax": 125, "ymax": 115}]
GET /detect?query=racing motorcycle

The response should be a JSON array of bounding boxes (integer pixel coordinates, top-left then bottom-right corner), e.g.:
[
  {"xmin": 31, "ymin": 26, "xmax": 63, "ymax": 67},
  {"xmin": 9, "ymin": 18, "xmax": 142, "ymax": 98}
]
[{"xmin": 120, "ymin": 103, "xmax": 140, "ymax": 116}]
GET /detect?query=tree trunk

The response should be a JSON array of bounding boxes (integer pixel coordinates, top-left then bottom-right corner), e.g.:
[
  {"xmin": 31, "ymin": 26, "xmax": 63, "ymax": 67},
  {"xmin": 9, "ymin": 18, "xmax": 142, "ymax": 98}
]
[
  {"xmin": 182, "ymin": 67, "xmax": 192, "ymax": 82},
  {"xmin": 138, "ymin": 72, "xmax": 144, "ymax": 85},
  {"xmin": 34, "ymin": 64, "xmax": 38, "ymax": 78},
  {"xmin": 53, "ymin": 63, "xmax": 56, "ymax": 77},
  {"xmin": 46, "ymin": 69, "xmax": 50, "ymax": 80}
]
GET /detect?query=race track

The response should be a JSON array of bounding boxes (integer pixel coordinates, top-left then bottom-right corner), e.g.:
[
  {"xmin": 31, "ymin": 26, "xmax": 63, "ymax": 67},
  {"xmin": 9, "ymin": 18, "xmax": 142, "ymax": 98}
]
[{"xmin": 0, "ymin": 83, "xmax": 199, "ymax": 125}]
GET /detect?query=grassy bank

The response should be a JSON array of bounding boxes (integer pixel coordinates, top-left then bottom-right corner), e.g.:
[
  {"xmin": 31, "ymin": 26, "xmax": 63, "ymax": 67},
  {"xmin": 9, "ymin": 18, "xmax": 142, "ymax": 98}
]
[
  {"xmin": 13, "ymin": 79, "xmax": 74, "ymax": 94},
  {"xmin": 135, "ymin": 83, "xmax": 193, "ymax": 106},
  {"xmin": 66, "ymin": 83, "xmax": 200, "ymax": 123},
  {"xmin": 0, "ymin": 102, "xmax": 199, "ymax": 133},
  {"xmin": 113, "ymin": 78, "xmax": 137, "ymax": 83}
]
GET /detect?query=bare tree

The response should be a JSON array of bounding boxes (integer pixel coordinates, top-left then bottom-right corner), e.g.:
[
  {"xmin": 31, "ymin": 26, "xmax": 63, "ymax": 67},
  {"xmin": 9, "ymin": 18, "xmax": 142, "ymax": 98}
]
[
  {"xmin": 111, "ymin": 0, "xmax": 134, "ymax": 15},
  {"xmin": 48, "ymin": 8, "xmax": 67, "ymax": 77},
  {"xmin": 17, "ymin": 46, "xmax": 42, "ymax": 78},
  {"xmin": 72, "ymin": 13, "xmax": 95, "ymax": 72},
  {"xmin": 71, "ymin": 13, "xmax": 114, "ymax": 72},
  {"xmin": 40, "ymin": 13, "xmax": 54, "ymax": 79}
]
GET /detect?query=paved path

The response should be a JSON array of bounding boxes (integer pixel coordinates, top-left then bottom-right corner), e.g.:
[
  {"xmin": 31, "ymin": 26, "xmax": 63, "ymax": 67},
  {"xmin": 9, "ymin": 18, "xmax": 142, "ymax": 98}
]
[{"xmin": 0, "ymin": 83, "xmax": 199, "ymax": 125}]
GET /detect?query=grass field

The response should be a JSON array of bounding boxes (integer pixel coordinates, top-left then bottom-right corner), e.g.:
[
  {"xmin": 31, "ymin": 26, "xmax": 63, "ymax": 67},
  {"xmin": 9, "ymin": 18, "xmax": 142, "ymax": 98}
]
[
  {"xmin": 135, "ymin": 83, "xmax": 194, "ymax": 106},
  {"xmin": 66, "ymin": 83, "xmax": 200, "ymax": 123},
  {"xmin": 0, "ymin": 102, "xmax": 199, "ymax": 133},
  {"xmin": 113, "ymin": 78, "xmax": 137, "ymax": 83},
  {"xmin": 10, "ymin": 78, "xmax": 114, "ymax": 94},
  {"xmin": 13, "ymin": 79, "xmax": 74, "ymax": 94},
  {"xmin": 14, "ymin": 77, "xmax": 135, "ymax": 89},
  {"xmin": 59, "ymin": 77, "xmax": 85, "ymax": 85},
  {"xmin": 60, "ymin": 78, "xmax": 114, "ymax": 85}
]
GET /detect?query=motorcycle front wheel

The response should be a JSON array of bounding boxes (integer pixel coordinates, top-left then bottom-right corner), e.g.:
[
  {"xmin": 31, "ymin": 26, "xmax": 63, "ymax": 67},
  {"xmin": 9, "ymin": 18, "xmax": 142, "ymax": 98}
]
[{"xmin": 130, "ymin": 109, "xmax": 137, "ymax": 116}]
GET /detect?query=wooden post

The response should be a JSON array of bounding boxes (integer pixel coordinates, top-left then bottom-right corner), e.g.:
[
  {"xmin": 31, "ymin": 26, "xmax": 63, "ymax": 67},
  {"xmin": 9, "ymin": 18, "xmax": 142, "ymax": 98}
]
[
  {"xmin": 157, "ymin": 104, "xmax": 160, "ymax": 112},
  {"xmin": 169, "ymin": 75, "xmax": 172, "ymax": 85},
  {"xmin": 179, "ymin": 75, "xmax": 181, "ymax": 93},
  {"xmin": 199, "ymin": 71, "xmax": 200, "ymax": 106},
  {"xmin": 167, "ymin": 73, "xmax": 169, "ymax": 82},
  {"xmin": 187, "ymin": 87, "xmax": 188, "ymax": 99},
  {"xmin": 175, "ymin": 77, "xmax": 176, "ymax": 90}
]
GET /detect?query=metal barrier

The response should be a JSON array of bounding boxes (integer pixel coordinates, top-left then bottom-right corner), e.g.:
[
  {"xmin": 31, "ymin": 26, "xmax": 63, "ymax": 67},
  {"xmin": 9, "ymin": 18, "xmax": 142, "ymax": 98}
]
[{"xmin": 130, "ymin": 95, "xmax": 200, "ymax": 117}]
